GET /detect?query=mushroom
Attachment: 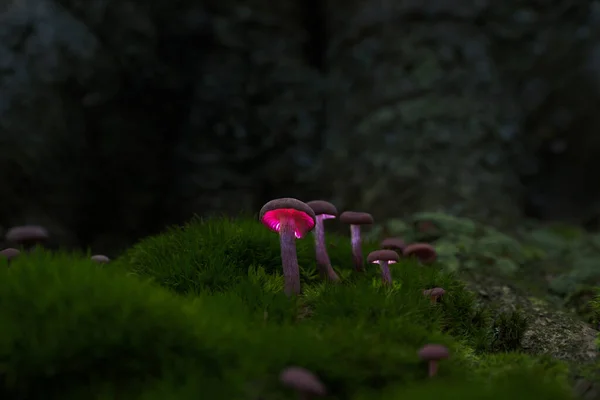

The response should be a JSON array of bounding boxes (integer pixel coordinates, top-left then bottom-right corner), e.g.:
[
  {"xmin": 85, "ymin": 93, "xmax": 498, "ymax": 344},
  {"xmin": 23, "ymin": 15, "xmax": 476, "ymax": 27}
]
[
  {"xmin": 0, "ymin": 248, "xmax": 20, "ymax": 264},
  {"xmin": 280, "ymin": 366, "xmax": 327, "ymax": 399},
  {"xmin": 339, "ymin": 211, "xmax": 373, "ymax": 272},
  {"xmin": 380, "ymin": 237, "xmax": 406, "ymax": 253},
  {"xmin": 418, "ymin": 344, "xmax": 449, "ymax": 377},
  {"xmin": 5, "ymin": 225, "xmax": 49, "ymax": 250},
  {"xmin": 260, "ymin": 198, "xmax": 316, "ymax": 296},
  {"xmin": 423, "ymin": 287, "xmax": 445, "ymax": 304},
  {"xmin": 403, "ymin": 243, "xmax": 437, "ymax": 264},
  {"xmin": 306, "ymin": 200, "xmax": 340, "ymax": 282},
  {"xmin": 367, "ymin": 249, "xmax": 399, "ymax": 285},
  {"xmin": 91, "ymin": 254, "xmax": 110, "ymax": 264}
]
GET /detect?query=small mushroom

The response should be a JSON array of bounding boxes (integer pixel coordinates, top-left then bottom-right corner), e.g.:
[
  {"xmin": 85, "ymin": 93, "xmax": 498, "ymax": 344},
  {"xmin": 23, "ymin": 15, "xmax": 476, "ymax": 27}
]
[
  {"xmin": 403, "ymin": 243, "xmax": 437, "ymax": 264},
  {"xmin": 91, "ymin": 254, "xmax": 110, "ymax": 264},
  {"xmin": 280, "ymin": 366, "xmax": 326, "ymax": 399},
  {"xmin": 380, "ymin": 237, "xmax": 406, "ymax": 253},
  {"xmin": 306, "ymin": 200, "xmax": 340, "ymax": 282},
  {"xmin": 5, "ymin": 225, "xmax": 49, "ymax": 250},
  {"xmin": 260, "ymin": 198, "xmax": 316, "ymax": 296},
  {"xmin": 423, "ymin": 287, "xmax": 445, "ymax": 304},
  {"xmin": 0, "ymin": 248, "xmax": 20, "ymax": 264},
  {"xmin": 339, "ymin": 211, "xmax": 374, "ymax": 272},
  {"xmin": 418, "ymin": 344, "xmax": 449, "ymax": 377},
  {"xmin": 367, "ymin": 249, "xmax": 399, "ymax": 285}
]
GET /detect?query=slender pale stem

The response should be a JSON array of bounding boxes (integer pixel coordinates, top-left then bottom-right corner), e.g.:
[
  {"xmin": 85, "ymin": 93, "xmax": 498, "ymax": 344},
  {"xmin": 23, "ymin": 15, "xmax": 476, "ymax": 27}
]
[
  {"xmin": 428, "ymin": 361, "xmax": 439, "ymax": 377},
  {"xmin": 279, "ymin": 218, "xmax": 301, "ymax": 296},
  {"xmin": 313, "ymin": 215, "xmax": 340, "ymax": 282},
  {"xmin": 350, "ymin": 225, "xmax": 363, "ymax": 272},
  {"xmin": 379, "ymin": 261, "xmax": 392, "ymax": 285}
]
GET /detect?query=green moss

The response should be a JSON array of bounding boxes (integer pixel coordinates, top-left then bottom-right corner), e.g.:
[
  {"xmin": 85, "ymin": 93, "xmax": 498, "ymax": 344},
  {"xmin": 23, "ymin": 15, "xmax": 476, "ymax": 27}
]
[{"xmin": 0, "ymin": 218, "xmax": 576, "ymax": 399}]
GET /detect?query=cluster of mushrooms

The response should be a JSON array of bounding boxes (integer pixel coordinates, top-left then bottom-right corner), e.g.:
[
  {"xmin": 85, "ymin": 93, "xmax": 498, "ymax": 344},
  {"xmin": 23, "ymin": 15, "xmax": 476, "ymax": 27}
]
[
  {"xmin": 261, "ymin": 198, "xmax": 451, "ymax": 391},
  {"xmin": 0, "ymin": 206, "xmax": 451, "ymax": 394},
  {"xmin": 259, "ymin": 197, "xmax": 439, "ymax": 296},
  {"xmin": 0, "ymin": 225, "xmax": 110, "ymax": 264}
]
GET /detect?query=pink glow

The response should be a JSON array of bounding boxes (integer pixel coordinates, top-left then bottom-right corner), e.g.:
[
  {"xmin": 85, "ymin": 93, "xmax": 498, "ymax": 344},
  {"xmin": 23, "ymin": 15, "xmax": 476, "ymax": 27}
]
[
  {"xmin": 321, "ymin": 214, "xmax": 336, "ymax": 220},
  {"xmin": 261, "ymin": 208, "xmax": 315, "ymax": 239},
  {"xmin": 370, "ymin": 260, "xmax": 397, "ymax": 264}
]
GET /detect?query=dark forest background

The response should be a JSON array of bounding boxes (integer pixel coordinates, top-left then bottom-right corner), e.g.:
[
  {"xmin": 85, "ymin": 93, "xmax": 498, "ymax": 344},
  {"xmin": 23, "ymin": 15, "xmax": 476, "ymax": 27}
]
[{"xmin": 1, "ymin": 0, "xmax": 599, "ymax": 255}]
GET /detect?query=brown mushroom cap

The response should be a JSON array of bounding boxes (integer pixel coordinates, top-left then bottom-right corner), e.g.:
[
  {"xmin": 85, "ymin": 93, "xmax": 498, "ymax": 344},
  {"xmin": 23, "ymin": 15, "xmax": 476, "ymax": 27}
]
[
  {"xmin": 280, "ymin": 366, "xmax": 327, "ymax": 396},
  {"xmin": 403, "ymin": 243, "xmax": 437, "ymax": 263},
  {"xmin": 91, "ymin": 255, "xmax": 110, "ymax": 264},
  {"xmin": 0, "ymin": 248, "xmax": 20, "ymax": 260},
  {"xmin": 5, "ymin": 225, "xmax": 49, "ymax": 244},
  {"xmin": 339, "ymin": 211, "xmax": 374, "ymax": 225},
  {"xmin": 423, "ymin": 287, "xmax": 445, "ymax": 297},
  {"xmin": 259, "ymin": 198, "xmax": 316, "ymax": 239},
  {"xmin": 306, "ymin": 200, "xmax": 338, "ymax": 217},
  {"xmin": 418, "ymin": 344, "xmax": 450, "ymax": 361},
  {"xmin": 381, "ymin": 237, "xmax": 406, "ymax": 251},
  {"xmin": 367, "ymin": 249, "xmax": 399, "ymax": 264}
]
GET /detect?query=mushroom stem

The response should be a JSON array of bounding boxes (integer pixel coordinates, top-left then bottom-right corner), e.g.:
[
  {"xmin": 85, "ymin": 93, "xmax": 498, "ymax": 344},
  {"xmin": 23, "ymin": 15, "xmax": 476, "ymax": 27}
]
[
  {"xmin": 429, "ymin": 296, "xmax": 437, "ymax": 305},
  {"xmin": 379, "ymin": 261, "xmax": 392, "ymax": 285},
  {"xmin": 428, "ymin": 360, "xmax": 439, "ymax": 377},
  {"xmin": 313, "ymin": 215, "xmax": 340, "ymax": 282},
  {"xmin": 350, "ymin": 224, "xmax": 364, "ymax": 272},
  {"xmin": 279, "ymin": 218, "xmax": 302, "ymax": 296}
]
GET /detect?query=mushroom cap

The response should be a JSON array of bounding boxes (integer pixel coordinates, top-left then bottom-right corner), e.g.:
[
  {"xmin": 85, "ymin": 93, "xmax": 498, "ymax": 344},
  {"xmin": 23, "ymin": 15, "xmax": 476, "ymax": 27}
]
[
  {"xmin": 0, "ymin": 248, "xmax": 20, "ymax": 260},
  {"xmin": 339, "ymin": 211, "xmax": 374, "ymax": 225},
  {"xmin": 5, "ymin": 225, "xmax": 49, "ymax": 244},
  {"xmin": 367, "ymin": 249, "xmax": 399, "ymax": 264},
  {"xmin": 280, "ymin": 366, "xmax": 326, "ymax": 396},
  {"xmin": 423, "ymin": 287, "xmax": 445, "ymax": 297},
  {"xmin": 91, "ymin": 254, "xmax": 110, "ymax": 263},
  {"xmin": 418, "ymin": 344, "xmax": 450, "ymax": 361},
  {"xmin": 381, "ymin": 237, "xmax": 406, "ymax": 251},
  {"xmin": 259, "ymin": 198, "xmax": 316, "ymax": 239},
  {"xmin": 306, "ymin": 200, "xmax": 338, "ymax": 219},
  {"xmin": 403, "ymin": 243, "xmax": 437, "ymax": 263}
]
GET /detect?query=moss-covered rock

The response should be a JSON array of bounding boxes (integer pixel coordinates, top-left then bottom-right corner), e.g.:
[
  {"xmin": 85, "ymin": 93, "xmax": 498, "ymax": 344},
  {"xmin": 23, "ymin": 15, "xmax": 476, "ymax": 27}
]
[{"xmin": 0, "ymin": 217, "xmax": 580, "ymax": 398}]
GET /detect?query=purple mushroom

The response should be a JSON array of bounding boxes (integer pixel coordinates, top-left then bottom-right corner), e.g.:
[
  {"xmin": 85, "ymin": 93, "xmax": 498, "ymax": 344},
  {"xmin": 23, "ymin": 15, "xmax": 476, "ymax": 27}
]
[
  {"xmin": 423, "ymin": 287, "xmax": 445, "ymax": 304},
  {"xmin": 280, "ymin": 366, "xmax": 327, "ymax": 399},
  {"xmin": 367, "ymin": 249, "xmax": 399, "ymax": 285},
  {"xmin": 339, "ymin": 211, "xmax": 374, "ymax": 272},
  {"xmin": 380, "ymin": 237, "xmax": 406, "ymax": 253},
  {"xmin": 5, "ymin": 225, "xmax": 48, "ymax": 249},
  {"xmin": 403, "ymin": 243, "xmax": 437, "ymax": 264},
  {"xmin": 418, "ymin": 344, "xmax": 450, "ymax": 377},
  {"xmin": 260, "ymin": 198, "xmax": 316, "ymax": 296},
  {"xmin": 91, "ymin": 254, "xmax": 110, "ymax": 264},
  {"xmin": 0, "ymin": 248, "xmax": 20, "ymax": 264},
  {"xmin": 306, "ymin": 200, "xmax": 340, "ymax": 282}
]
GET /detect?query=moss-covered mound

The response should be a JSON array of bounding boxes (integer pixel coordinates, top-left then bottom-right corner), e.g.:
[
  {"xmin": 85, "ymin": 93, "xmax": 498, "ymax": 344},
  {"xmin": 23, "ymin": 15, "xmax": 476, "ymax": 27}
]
[{"xmin": 0, "ymin": 217, "xmax": 576, "ymax": 399}]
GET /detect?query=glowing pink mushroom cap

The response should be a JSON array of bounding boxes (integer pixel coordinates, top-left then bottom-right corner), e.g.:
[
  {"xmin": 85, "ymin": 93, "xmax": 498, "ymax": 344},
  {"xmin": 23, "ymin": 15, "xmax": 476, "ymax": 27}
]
[{"xmin": 259, "ymin": 198, "xmax": 316, "ymax": 239}]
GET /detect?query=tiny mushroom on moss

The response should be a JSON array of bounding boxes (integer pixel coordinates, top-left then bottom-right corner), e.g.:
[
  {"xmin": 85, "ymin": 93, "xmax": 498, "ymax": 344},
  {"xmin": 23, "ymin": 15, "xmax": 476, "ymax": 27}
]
[
  {"xmin": 339, "ymin": 211, "xmax": 374, "ymax": 272},
  {"xmin": 423, "ymin": 287, "xmax": 445, "ymax": 304},
  {"xmin": 403, "ymin": 243, "xmax": 437, "ymax": 264},
  {"xmin": 367, "ymin": 249, "xmax": 399, "ymax": 285},
  {"xmin": 91, "ymin": 254, "xmax": 110, "ymax": 264},
  {"xmin": 0, "ymin": 248, "xmax": 20, "ymax": 264},
  {"xmin": 260, "ymin": 198, "xmax": 316, "ymax": 296},
  {"xmin": 418, "ymin": 344, "xmax": 449, "ymax": 377},
  {"xmin": 381, "ymin": 237, "xmax": 406, "ymax": 253},
  {"xmin": 5, "ymin": 225, "xmax": 49, "ymax": 249},
  {"xmin": 280, "ymin": 366, "xmax": 327, "ymax": 400},
  {"xmin": 306, "ymin": 200, "xmax": 340, "ymax": 282}
]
